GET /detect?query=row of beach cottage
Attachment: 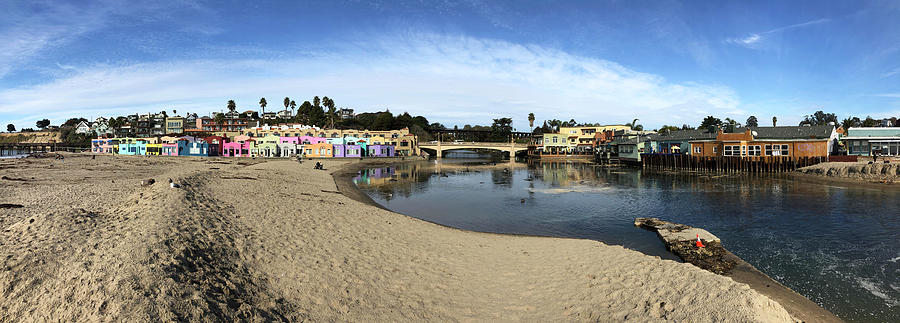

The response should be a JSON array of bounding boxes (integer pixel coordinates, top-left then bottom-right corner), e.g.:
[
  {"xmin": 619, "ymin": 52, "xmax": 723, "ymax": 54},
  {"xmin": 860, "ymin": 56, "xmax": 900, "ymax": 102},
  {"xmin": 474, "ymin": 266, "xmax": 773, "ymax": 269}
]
[{"xmin": 90, "ymin": 124, "xmax": 418, "ymax": 158}]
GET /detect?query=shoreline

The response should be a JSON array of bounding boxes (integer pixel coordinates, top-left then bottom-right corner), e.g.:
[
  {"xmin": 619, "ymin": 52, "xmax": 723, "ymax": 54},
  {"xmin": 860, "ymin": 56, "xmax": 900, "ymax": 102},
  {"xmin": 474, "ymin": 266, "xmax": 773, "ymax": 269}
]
[
  {"xmin": 0, "ymin": 153, "xmax": 801, "ymax": 321},
  {"xmin": 337, "ymin": 159, "xmax": 842, "ymax": 323}
]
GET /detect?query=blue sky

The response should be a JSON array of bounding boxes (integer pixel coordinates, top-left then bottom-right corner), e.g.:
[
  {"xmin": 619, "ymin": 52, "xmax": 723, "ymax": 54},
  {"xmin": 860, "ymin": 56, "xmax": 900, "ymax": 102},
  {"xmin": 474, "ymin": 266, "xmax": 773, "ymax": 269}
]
[{"xmin": 1, "ymin": 0, "xmax": 900, "ymax": 131}]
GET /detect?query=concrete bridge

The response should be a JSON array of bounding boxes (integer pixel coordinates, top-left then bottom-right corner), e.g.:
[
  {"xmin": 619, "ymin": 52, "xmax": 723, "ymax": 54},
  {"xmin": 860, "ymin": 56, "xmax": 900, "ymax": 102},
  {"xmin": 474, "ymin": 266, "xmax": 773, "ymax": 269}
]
[{"xmin": 418, "ymin": 141, "xmax": 528, "ymax": 158}]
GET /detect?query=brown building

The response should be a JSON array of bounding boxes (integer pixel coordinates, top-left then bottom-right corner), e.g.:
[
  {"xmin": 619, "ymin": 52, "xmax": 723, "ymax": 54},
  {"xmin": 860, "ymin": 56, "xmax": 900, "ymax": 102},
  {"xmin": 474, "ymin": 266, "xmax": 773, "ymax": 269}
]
[{"xmin": 689, "ymin": 125, "xmax": 837, "ymax": 158}]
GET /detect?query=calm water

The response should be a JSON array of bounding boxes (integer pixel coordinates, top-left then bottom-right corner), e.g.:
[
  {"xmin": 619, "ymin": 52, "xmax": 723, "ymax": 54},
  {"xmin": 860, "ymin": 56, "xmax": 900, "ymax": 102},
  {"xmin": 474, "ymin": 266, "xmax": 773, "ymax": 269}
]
[{"xmin": 353, "ymin": 155, "xmax": 900, "ymax": 322}]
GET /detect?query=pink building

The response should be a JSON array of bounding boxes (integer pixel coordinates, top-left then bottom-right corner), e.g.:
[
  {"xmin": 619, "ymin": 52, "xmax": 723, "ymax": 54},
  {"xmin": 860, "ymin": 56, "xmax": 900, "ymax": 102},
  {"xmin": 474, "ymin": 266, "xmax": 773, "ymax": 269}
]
[
  {"xmin": 280, "ymin": 136, "xmax": 300, "ymax": 144},
  {"xmin": 299, "ymin": 136, "xmax": 327, "ymax": 145}
]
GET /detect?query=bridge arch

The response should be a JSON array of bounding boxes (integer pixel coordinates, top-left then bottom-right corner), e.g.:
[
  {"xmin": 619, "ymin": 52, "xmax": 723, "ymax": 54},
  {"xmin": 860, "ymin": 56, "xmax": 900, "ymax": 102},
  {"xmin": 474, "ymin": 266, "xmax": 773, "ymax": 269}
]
[{"xmin": 418, "ymin": 142, "xmax": 528, "ymax": 159}]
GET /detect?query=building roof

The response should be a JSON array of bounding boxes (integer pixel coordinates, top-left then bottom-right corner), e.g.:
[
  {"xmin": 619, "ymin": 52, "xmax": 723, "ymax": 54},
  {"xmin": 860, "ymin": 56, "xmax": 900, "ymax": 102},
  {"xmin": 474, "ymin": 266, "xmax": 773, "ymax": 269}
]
[
  {"xmin": 648, "ymin": 129, "xmax": 717, "ymax": 142},
  {"xmin": 744, "ymin": 125, "xmax": 834, "ymax": 139}
]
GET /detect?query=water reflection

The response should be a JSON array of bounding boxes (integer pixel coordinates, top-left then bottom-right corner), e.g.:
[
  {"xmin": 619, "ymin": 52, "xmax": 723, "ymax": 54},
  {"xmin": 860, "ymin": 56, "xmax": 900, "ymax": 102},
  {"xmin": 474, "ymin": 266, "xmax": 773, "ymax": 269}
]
[{"xmin": 353, "ymin": 158, "xmax": 900, "ymax": 322}]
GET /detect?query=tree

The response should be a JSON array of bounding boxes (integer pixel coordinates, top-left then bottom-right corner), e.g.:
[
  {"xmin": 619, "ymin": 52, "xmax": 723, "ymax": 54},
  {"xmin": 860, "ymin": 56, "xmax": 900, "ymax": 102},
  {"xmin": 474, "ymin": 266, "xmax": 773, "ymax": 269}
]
[
  {"xmin": 724, "ymin": 118, "xmax": 741, "ymax": 127},
  {"xmin": 625, "ymin": 118, "xmax": 643, "ymax": 131},
  {"xmin": 699, "ymin": 116, "xmax": 722, "ymax": 130},
  {"xmin": 799, "ymin": 110, "xmax": 837, "ymax": 126},
  {"xmin": 772, "ymin": 116, "xmax": 777, "ymax": 127},
  {"xmin": 746, "ymin": 116, "xmax": 759, "ymax": 127},
  {"xmin": 490, "ymin": 117, "xmax": 513, "ymax": 142},
  {"xmin": 657, "ymin": 125, "xmax": 680, "ymax": 134},
  {"xmin": 323, "ymin": 96, "xmax": 336, "ymax": 128},
  {"xmin": 259, "ymin": 97, "xmax": 267, "ymax": 115},
  {"xmin": 283, "ymin": 97, "xmax": 290, "ymax": 114},
  {"xmin": 214, "ymin": 113, "xmax": 226, "ymax": 127},
  {"xmin": 862, "ymin": 116, "xmax": 878, "ymax": 127},
  {"xmin": 841, "ymin": 117, "xmax": 861, "ymax": 129},
  {"xmin": 6, "ymin": 124, "xmax": 14, "ymax": 132},
  {"xmin": 227, "ymin": 100, "xmax": 236, "ymax": 113},
  {"xmin": 313, "ymin": 96, "xmax": 321, "ymax": 108},
  {"xmin": 62, "ymin": 117, "xmax": 87, "ymax": 128},
  {"xmin": 371, "ymin": 111, "xmax": 394, "ymax": 130},
  {"xmin": 289, "ymin": 100, "xmax": 297, "ymax": 118},
  {"xmin": 36, "ymin": 119, "xmax": 50, "ymax": 130},
  {"xmin": 528, "ymin": 113, "xmax": 535, "ymax": 128}
]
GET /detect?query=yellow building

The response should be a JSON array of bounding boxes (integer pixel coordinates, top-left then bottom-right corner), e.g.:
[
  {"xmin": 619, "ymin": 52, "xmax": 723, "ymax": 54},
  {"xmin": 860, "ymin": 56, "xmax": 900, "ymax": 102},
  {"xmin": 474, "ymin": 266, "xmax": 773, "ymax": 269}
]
[{"xmin": 558, "ymin": 125, "xmax": 630, "ymax": 152}]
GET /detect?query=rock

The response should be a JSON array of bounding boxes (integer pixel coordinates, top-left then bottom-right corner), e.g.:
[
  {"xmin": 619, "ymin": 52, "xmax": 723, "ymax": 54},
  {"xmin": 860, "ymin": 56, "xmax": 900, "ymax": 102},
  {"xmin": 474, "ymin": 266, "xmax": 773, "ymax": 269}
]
[
  {"xmin": 635, "ymin": 217, "xmax": 735, "ymax": 274},
  {"xmin": 141, "ymin": 179, "xmax": 156, "ymax": 186}
]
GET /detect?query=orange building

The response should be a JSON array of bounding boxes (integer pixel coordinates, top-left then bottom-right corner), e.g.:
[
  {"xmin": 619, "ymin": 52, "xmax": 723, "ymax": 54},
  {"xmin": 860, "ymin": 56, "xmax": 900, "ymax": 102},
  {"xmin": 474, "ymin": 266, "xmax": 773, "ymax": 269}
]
[
  {"xmin": 690, "ymin": 126, "xmax": 837, "ymax": 158},
  {"xmin": 304, "ymin": 142, "xmax": 334, "ymax": 157}
]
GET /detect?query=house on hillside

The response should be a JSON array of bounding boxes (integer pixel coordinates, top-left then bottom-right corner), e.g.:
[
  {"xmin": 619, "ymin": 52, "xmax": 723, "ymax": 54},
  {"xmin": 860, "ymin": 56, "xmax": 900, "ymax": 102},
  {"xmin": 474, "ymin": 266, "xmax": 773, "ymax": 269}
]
[{"xmin": 75, "ymin": 121, "xmax": 92, "ymax": 134}]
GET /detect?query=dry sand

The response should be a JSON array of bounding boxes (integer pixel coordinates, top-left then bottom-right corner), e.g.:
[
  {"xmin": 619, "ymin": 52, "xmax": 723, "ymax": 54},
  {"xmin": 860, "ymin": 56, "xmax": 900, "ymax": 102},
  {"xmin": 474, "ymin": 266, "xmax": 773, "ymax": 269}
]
[{"xmin": 1, "ymin": 154, "xmax": 797, "ymax": 321}]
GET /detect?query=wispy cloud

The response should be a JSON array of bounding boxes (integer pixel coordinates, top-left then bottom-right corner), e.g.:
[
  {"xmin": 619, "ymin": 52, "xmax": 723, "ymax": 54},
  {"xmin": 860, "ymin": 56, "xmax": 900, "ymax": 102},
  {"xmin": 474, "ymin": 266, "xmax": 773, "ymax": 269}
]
[
  {"xmin": 727, "ymin": 18, "xmax": 830, "ymax": 49},
  {"xmin": 0, "ymin": 1, "xmax": 215, "ymax": 79},
  {"xmin": 0, "ymin": 33, "xmax": 741, "ymax": 130},
  {"xmin": 883, "ymin": 67, "xmax": 900, "ymax": 78}
]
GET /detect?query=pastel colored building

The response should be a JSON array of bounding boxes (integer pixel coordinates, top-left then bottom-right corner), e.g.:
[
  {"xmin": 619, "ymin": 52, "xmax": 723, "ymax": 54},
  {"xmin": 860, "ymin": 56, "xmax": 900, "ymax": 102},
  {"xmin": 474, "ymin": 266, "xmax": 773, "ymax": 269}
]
[
  {"xmin": 299, "ymin": 136, "xmax": 328, "ymax": 145},
  {"xmin": 146, "ymin": 143, "xmax": 163, "ymax": 156},
  {"xmin": 367, "ymin": 144, "xmax": 395, "ymax": 157},
  {"xmin": 185, "ymin": 140, "xmax": 215, "ymax": 156},
  {"xmin": 305, "ymin": 142, "xmax": 334, "ymax": 157},
  {"xmin": 334, "ymin": 144, "xmax": 363, "ymax": 157},
  {"xmin": 118, "ymin": 139, "xmax": 148, "ymax": 155},
  {"xmin": 91, "ymin": 138, "xmax": 118, "ymax": 154},
  {"xmin": 221, "ymin": 142, "xmax": 244, "ymax": 157},
  {"xmin": 257, "ymin": 135, "xmax": 281, "ymax": 157},
  {"xmin": 160, "ymin": 141, "xmax": 188, "ymax": 156},
  {"xmin": 280, "ymin": 136, "xmax": 300, "ymax": 144},
  {"xmin": 277, "ymin": 142, "xmax": 302, "ymax": 157}
]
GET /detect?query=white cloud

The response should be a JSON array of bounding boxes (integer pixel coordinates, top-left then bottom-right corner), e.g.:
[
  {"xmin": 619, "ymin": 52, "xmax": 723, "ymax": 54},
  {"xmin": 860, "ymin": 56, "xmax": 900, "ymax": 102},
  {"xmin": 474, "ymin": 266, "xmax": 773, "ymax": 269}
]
[
  {"xmin": 727, "ymin": 18, "xmax": 830, "ymax": 49},
  {"xmin": 0, "ymin": 0, "xmax": 216, "ymax": 79},
  {"xmin": 0, "ymin": 34, "xmax": 742, "ymax": 130}
]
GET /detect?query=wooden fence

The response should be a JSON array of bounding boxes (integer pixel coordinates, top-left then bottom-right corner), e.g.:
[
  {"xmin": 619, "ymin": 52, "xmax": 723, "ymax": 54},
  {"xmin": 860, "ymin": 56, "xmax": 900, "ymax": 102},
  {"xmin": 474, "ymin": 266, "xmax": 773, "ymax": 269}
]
[{"xmin": 640, "ymin": 153, "xmax": 827, "ymax": 173}]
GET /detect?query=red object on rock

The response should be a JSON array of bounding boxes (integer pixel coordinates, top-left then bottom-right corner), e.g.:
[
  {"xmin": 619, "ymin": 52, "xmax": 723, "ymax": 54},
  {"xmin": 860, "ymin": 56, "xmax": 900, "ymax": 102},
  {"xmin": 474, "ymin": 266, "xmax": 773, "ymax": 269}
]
[{"xmin": 696, "ymin": 234, "xmax": 705, "ymax": 248}]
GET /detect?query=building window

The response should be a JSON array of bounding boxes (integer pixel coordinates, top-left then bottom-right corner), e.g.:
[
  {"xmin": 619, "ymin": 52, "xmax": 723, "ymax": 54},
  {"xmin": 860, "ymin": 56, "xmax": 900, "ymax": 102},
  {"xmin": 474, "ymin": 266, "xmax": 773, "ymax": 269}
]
[
  {"xmin": 723, "ymin": 145, "xmax": 740, "ymax": 156},
  {"xmin": 765, "ymin": 144, "xmax": 772, "ymax": 156},
  {"xmin": 694, "ymin": 146, "xmax": 701, "ymax": 154},
  {"xmin": 748, "ymin": 145, "xmax": 761, "ymax": 156}
]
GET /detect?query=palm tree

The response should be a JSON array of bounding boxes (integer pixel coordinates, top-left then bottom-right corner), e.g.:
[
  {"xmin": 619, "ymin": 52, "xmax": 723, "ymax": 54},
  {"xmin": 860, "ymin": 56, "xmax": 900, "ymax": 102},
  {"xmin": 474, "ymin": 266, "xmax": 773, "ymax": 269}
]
[
  {"xmin": 172, "ymin": 109, "xmax": 177, "ymax": 115},
  {"xmin": 259, "ymin": 97, "xmax": 267, "ymax": 115},
  {"xmin": 772, "ymin": 116, "xmax": 778, "ymax": 127},
  {"xmin": 227, "ymin": 100, "xmax": 236, "ymax": 113},
  {"xmin": 628, "ymin": 118, "xmax": 639, "ymax": 130},
  {"xmin": 528, "ymin": 113, "xmax": 535, "ymax": 128},
  {"xmin": 283, "ymin": 97, "xmax": 290, "ymax": 115},
  {"xmin": 289, "ymin": 100, "xmax": 297, "ymax": 118},
  {"xmin": 313, "ymin": 96, "xmax": 320, "ymax": 107}
]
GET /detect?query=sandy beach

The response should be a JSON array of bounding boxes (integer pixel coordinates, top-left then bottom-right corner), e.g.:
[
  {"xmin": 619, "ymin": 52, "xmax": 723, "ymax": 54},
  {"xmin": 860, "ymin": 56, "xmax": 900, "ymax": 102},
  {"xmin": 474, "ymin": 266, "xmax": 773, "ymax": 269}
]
[{"xmin": 0, "ymin": 154, "xmax": 797, "ymax": 321}]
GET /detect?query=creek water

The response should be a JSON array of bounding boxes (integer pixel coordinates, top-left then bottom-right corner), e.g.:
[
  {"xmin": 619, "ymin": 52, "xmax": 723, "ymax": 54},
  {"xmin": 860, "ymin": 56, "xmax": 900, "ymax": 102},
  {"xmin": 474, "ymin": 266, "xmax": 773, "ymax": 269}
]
[{"xmin": 353, "ymin": 153, "xmax": 900, "ymax": 322}]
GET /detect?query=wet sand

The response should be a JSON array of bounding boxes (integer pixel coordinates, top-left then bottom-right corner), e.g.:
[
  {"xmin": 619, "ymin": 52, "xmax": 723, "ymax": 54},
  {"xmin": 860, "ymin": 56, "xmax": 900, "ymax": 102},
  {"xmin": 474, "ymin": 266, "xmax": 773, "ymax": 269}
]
[{"xmin": 1, "ymin": 154, "xmax": 797, "ymax": 321}]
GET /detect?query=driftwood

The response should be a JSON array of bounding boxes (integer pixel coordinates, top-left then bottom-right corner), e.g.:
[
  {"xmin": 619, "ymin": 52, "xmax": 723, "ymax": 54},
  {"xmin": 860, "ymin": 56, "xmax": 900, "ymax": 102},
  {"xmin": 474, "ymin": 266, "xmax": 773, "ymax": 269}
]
[{"xmin": 635, "ymin": 217, "xmax": 736, "ymax": 274}]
